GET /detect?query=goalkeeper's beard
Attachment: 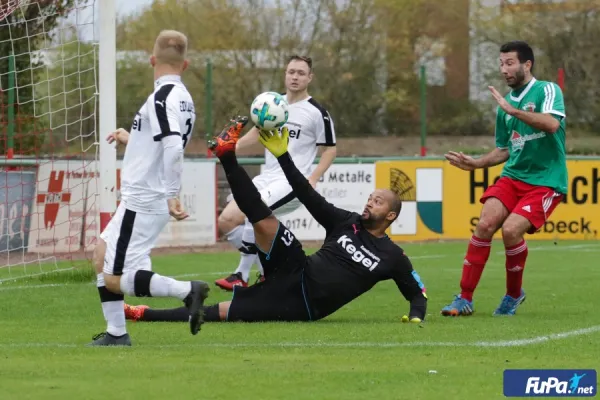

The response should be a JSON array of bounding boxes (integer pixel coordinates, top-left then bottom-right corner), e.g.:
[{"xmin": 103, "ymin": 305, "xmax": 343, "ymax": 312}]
[{"xmin": 360, "ymin": 212, "xmax": 384, "ymax": 229}]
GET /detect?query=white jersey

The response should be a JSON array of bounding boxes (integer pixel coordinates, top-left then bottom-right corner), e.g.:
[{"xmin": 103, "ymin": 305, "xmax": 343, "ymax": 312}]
[
  {"xmin": 262, "ymin": 95, "xmax": 336, "ymax": 177},
  {"xmin": 120, "ymin": 75, "xmax": 195, "ymax": 214}
]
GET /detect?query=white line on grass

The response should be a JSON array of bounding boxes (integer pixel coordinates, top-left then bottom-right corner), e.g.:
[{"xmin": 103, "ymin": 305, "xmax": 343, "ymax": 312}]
[{"xmin": 0, "ymin": 325, "xmax": 599, "ymax": 349}]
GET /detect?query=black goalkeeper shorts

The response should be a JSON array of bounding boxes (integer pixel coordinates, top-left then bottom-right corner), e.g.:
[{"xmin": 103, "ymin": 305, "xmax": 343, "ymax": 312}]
[{"xmin": 226, "ymin": 222, "xmax": 312, "ymax": 322}]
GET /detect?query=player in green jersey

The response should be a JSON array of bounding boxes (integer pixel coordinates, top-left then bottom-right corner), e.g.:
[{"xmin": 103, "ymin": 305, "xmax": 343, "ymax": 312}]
[{"xmin": 441, "ymin": 41, "xmax": 567, "ymax": 317}]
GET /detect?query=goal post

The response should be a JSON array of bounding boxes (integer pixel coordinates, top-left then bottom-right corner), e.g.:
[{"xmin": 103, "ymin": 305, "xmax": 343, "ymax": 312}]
[
  {"xmin": 98, "ymin": 0, "xmax": 117, "ymax": 233},
  {"xmin": 0, "ymin": 0, "xmax": 117, "ymax": 282}
]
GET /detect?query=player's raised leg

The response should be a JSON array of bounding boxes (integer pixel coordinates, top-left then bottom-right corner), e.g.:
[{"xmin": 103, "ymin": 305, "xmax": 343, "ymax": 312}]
[
  {"xmin": 441, "ymin": 197, "xmax": 510, "ymax": 316},
  {"xmin": 208, "ymin": 116, "xmax": 281, "ymax": 259}
]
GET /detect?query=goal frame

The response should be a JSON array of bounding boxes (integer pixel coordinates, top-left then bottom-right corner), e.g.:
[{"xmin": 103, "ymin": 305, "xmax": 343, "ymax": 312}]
[
  {"xmin": 3, "ymin": 1, "xmax": 117, "ymax": 229},
  {"xmin": 98, "ymin": 0, "xmax": 117, "ymax": 232}
]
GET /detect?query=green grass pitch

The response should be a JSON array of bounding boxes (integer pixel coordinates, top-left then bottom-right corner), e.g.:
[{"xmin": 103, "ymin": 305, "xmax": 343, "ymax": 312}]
[{"xmin": 0, "ymin": 241, "xmax": 598, "ymax": 399}]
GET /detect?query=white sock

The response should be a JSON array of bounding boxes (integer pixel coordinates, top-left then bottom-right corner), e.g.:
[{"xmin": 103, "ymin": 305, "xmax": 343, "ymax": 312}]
[
  {"xmin": 255, "ymin": 255, "xmax": 264, "ymax": 276},
  {"xmin": 97, "ymin": 273, "xmax": 126, "ymax": 337},
  {"xmin": 235, "ymin": 253, "xmax": 256, "ymax": 282},
  {"xmin": 96, "ymin": 272, "xmax": 104, "ymax": 288},
  {"xmin": 149, "ymin": 274, "xmax": 192, "ymax": 300},
  {"xmin": 119, "ymin": 270, "xmax": 192, "ymax": 301},
  {"xmin": 235, "ymin": 220, "xmax": 258, "ymax": 282},
  {"xmin": 225, "ymin": 224, "xmax": 244, "ymax": 250},
  {"xmin": 103, "ymin": 301, "xmax": 127, "ymax": 337}
]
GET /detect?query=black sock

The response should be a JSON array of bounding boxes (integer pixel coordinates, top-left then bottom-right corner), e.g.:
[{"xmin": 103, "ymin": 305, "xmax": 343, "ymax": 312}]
[
  {"xmin": 218, "ymin": 152, "xmax": 239, "ymax": 174},
  {"xmin": 204, "ymin": 304, "xmax": 222, "ymax": 322},
  {"xmin": 142, "ymin": 306, "xmax": 189, "ymax": 322},
  {"xmin": 141, "ymin": 304, "xmax": 222, "ymax": 322},
  {"xmin": 220, "ymin": 155, "xmax": 272, "ymax": 224}
]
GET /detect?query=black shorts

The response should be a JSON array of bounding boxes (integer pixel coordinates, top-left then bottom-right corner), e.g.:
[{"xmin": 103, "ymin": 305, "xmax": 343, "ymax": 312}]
[{"xmin": 226, "ymin": 222, "xmax": 312, "ymax": 322}]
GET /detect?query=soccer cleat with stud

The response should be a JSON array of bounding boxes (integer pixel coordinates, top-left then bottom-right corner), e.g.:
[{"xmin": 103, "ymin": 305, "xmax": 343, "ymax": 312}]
[
  {"xmin": 214, "ymin": 272, "xmax": 247, "ymax": 291},
  {"xmin": 124, "ymin": 304, "xmax": 148, "ymax": 321},
  {"xmin": 207, "ymin": 115, "xmax": 249, "ymax": 158},
  {"xmin": 86, "ymin": 332, "xmax": 132, "ymax": 347},
  {"xmin": 493, "ymin": 289, "xmax": 526, "ymax": 316},
  {"xmin": 184, "ymin": 280, "xmax": 210, "ymax": 335},
  {"xmin": 441, "ymin": 294, "xmax": 474, "ymax": 316}
]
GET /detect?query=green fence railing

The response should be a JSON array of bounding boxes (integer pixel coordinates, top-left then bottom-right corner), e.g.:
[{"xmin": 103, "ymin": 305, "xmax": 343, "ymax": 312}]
[{"xmin": 190, "ymin": 155, "xmax": 600, "ymax": 164}]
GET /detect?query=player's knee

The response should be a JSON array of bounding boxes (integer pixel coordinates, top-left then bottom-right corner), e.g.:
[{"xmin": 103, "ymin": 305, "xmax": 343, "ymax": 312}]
[
  {"xmin": 103, "ymin": 274, "xmax": 122, "ymax": 294},
  {"xmin": 92, "ymin": 240, "xmax": 106, "ymax": 274},
  {"xmin": 218, "ymin": 206, "xmax": 245, "ymax": 234},
  {"xmin": 501, "ymin": 222, "xmax": 525, "ymax": 244},
  {"xmin": 475, "ymin": 218, "xmax": 499, "ymax": 239}
]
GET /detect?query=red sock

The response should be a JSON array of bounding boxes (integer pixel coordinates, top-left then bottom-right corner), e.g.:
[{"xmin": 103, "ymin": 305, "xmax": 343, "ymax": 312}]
[
  {"xmin": 460, "ymin": 235, "xmax": 492, "ymax": 302},
  {"xmin": 505, "ymin": 240, "xmax": 528, "ymax": 298}
]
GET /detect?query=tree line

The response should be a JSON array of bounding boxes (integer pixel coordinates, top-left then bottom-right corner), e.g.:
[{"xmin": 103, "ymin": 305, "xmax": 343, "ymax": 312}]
[{"xmin": 1, "ymin": 0, "xmax": 599, "ymax": 156}]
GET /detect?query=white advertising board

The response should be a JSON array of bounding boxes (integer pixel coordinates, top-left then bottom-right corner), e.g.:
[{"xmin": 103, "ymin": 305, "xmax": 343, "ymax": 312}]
[
  {"xmin": 29, "ymin": 159, "xmax": 217, "ymax": 253},
  {"xmin": 260, "ymin": 164, "xmax": 375, "ymax": 240}
]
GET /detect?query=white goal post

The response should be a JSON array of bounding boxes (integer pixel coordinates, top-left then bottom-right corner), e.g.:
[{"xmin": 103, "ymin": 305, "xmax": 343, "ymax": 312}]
[{"xmin": 98, "ymin": 0, "xmax": 117, "ymax": 234}]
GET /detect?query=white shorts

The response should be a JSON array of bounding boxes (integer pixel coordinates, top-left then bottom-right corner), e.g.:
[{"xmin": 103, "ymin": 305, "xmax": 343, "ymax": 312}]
[
  {"xmin": 227, "ymin": 173, "xmax": 301, "ymax": 217},
  {"xmin": 100, "ymin": 202, "xmax": 170, "ymax": 275}
]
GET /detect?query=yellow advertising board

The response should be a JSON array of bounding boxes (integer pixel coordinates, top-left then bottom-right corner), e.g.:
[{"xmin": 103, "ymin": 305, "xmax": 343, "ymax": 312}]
[
  {"xmin": 375, "ymin": 160, "xmax": 445, "ymax": 241},
  {"xmin": 375, "ymin": 160, "xmax": 600, "ymax": 241}
]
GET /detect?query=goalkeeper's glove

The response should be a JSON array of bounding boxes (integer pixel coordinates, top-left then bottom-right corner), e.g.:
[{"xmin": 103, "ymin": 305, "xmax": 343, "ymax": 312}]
[{"xmin": 258, "ymin": 127, "xmax": 289, "ymax": 158}]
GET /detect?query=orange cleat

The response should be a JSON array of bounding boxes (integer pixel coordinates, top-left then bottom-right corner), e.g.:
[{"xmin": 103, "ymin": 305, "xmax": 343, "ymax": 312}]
[
  {"xmin": 207, "ymin": 115, "xmax": 249, "ymax": 158},
  {"xmin": 124, "ymin": 303, "xmax": 149, "ymax": 321},
  {"xmin": 214, "ymin": 272, "xmax": 247, "ymax": 291}
]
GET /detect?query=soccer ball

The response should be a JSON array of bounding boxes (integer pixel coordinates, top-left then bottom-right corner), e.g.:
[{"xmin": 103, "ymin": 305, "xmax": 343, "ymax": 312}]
[{"xmin": 250, "ymin": 92, "xmax": 289, "ymax": 130}]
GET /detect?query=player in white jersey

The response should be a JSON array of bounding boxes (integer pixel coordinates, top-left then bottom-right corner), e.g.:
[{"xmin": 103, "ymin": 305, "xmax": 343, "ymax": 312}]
[
  {"xmin": 215, "ymin": 55, "xmax": 337, "ymax": 291},
  {"xmin": 88, "ymin": 30, "xmax": 210, "ymax": 347}
]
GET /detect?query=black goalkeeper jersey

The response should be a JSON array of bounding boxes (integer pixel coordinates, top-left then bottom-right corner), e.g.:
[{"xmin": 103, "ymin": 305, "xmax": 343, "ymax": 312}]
[{"xmin": 277, "ymin": 153, "xmax": 427, "ymax": 321}]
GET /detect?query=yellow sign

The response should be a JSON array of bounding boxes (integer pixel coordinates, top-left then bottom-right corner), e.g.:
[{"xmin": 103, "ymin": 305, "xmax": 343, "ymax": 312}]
[
  {"xmin": 376, "ymin": 160, "xmax": 600, "ymax": 241},
  {"xmin": 375, "ymin": 160, "xmax": 445, "ymax": 241}
]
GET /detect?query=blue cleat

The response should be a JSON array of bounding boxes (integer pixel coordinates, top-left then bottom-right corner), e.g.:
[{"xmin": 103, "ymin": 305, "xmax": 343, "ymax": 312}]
[
  {"xmin": 441, "ymin": 294, "xmax": 474, "ymax": 316},
  {"xmin": 493, "ymin": 289, "xmax": 526, "ymax": 316}
]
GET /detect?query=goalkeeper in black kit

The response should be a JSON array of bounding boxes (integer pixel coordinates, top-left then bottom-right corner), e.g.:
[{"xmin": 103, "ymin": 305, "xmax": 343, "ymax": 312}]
[{"xmin": 124, "ymin": 117, "xmax": 427, "ymax": 326}]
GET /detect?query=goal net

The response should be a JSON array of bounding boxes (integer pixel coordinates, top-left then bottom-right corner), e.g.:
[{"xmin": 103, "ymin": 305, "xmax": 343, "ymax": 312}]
[{"xmin": 0, "ymin": 0, "xmax": 110, "ymax": 282}]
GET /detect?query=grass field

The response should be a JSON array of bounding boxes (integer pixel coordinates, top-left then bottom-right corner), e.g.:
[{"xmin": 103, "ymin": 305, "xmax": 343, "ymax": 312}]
[{"xmin": 0, "ymin": 241, "xmax": 599, "ymax": 400}]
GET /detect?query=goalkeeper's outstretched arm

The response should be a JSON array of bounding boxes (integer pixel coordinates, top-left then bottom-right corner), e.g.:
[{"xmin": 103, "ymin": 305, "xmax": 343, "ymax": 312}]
[
  {"xmin": 277, "ymin": 151, "xmax": 352, "ymax": 232},
  {"xmin": 392, "ymin": 252, "xmax": 427, "ymax": 322}
]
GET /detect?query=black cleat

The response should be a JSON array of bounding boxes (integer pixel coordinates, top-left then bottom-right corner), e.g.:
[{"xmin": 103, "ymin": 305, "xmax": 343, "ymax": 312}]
[
  {"xmin": 86, "ymin": 332, "xmax": 132, "ymax": 347},
  {"xmin": 184, "ymin": 281, "xmax": 210, "ymax": 335}
]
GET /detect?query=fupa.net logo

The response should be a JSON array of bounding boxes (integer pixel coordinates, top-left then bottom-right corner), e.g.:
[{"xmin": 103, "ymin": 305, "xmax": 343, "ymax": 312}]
[{"xmin": 504, "ymin": 369, "xmax": 597, "ymax": 397}]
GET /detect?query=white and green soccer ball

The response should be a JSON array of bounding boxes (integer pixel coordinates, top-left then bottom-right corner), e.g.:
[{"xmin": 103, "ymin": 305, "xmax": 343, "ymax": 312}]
[{"xmin": 250, "ymin": 91, "xmax": 289, "ymax": 130}]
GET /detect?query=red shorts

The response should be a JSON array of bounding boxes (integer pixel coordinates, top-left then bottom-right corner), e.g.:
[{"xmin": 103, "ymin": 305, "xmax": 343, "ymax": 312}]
[{"xmin": 480, "ymin": 177, "xmax": 564, "ymax": 234}]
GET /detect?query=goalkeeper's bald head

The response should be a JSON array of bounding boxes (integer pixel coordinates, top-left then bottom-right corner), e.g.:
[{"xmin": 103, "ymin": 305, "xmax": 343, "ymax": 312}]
[{"xmin": 151, "ymin": 30, "xmax": 189, "ymax": 72}]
